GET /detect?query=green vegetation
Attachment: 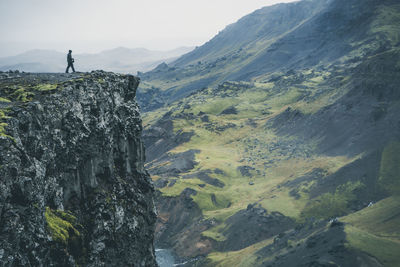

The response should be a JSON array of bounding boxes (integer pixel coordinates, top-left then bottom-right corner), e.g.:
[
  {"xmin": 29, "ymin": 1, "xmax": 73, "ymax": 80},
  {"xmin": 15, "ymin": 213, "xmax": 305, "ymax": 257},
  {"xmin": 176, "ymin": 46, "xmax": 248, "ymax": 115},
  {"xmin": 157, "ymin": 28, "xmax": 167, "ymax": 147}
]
[
  {"xmin": 0, "ymin": 81, "xmax": 60, "ymax": 139},
  {"xmin": 206, "ymin": 238, "xmax": 273, "ymax": 267},
  {"xmin": 343, "ymin": 196, "xmax": 400, "ymax": 238},
  {"xmin": 343, "ymin": 197, "xmax": 400, "ymax": 267},
  {"xmin": 301, "ymin": 181, "xmax": 365, "ymax": 220},
  {"xmin": 0, "ymin": 108, "xmax": 12, "ymax": 139},
  {"xmin": 371, "ymin": 4, "xmax": 400, "ymax": 45},
  {"xmin": 379, "ymin": 142, "xmax": 400, "ymax": 195},
  {"xmin": 12, "ymin": 87, "xmax": 35, "ymax": 102},
  {"xmin": 202, "ymin": 223, "xmax": 228, "ymax": 242},
  {"xmin": 45, "ymin": 207, "xmax": 80, "ymax": 245},
  {"xmin": 33, "ymin": 83, "xmax": 58, "ymax": 91},
  {"xmin": 345, "ymin": 226, "xmax": 400, "ymax": 267},
  {"xmin": 0, "ymin": 83, "xmax": 60, "ymax": 103}
]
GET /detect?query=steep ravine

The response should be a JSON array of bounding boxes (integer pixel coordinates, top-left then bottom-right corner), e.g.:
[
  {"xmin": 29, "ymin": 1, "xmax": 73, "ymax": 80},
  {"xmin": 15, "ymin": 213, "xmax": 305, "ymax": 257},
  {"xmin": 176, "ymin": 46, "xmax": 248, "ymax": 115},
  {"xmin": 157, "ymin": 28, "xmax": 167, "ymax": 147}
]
[{"xmin": 0, "ymin": 71, "xmax": 157, "ymax": 266}]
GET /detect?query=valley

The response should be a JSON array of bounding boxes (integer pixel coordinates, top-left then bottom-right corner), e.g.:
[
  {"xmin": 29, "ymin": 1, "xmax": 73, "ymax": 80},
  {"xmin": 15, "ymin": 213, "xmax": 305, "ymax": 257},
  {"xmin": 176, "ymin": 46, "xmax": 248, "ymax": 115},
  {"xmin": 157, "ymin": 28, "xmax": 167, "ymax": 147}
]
[{"xmin": 138, "ymin": 0, "xmax": 400, "ymax": 266}]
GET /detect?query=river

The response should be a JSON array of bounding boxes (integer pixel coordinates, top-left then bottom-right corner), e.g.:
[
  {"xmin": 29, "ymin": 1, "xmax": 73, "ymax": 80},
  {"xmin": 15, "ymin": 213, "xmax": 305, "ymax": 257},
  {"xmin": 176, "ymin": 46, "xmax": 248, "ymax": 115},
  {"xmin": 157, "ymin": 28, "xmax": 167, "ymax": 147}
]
[{"xmin": 155, "ymin": 248, "xmax": 176, "ymax": 267}]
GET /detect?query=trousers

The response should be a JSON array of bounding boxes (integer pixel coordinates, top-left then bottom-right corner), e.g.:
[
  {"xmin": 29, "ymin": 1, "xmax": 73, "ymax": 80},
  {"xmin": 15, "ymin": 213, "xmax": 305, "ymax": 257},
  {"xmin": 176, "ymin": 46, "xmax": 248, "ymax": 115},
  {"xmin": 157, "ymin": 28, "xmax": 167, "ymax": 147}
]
[{"xmin": 66, "ymin": 62, "xmax": 75, "ymax": 73}]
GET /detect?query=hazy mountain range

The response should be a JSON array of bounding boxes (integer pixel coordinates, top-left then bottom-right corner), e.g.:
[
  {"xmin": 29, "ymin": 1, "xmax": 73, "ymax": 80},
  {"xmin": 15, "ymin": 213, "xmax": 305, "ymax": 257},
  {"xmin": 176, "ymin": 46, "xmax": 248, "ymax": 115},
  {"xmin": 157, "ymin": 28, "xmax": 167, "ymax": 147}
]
[{"xmin": 0, "ymin": 46, "xmax": 194, "ymax": 74}]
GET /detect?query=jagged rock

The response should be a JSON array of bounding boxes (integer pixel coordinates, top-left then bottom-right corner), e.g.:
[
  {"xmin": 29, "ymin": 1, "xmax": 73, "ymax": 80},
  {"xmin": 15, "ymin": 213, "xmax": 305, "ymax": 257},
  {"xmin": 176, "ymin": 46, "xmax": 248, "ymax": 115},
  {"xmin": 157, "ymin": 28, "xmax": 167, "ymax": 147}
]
[
  {"xmin": 142, "ymin": 112, "xmax": 195, "ymax": 162},
  {"xmin": 148, "ymin": 149, "xmax": 200, "ymax": 176},
  {"xmin": 219, "ymin": 106, "xmax": 238, "ymax": 115},
  {"xmin": 237, "ymin": 165, "xmax": 256, "ymax": 177},
  {"xmin": 218, "ymin": 205, "xmax": 295, "ymax": 251},
  {"xmin": 154, "ymin": 178, "xmax": 169, "ymax": 189},
  {"xmin": 182, "ymin": 170, "xmax": 225, "ymax": 188},
  {"xmin": 155, "ymin": 189, "xmax": 212, "ymax": 259},
  {"xmin": 0, "ymin": 71, "xmax": 157, "ymax": 266},
  {"xmin": 200, "ymin": 115, "xmax": 209, "ymax": 122}
]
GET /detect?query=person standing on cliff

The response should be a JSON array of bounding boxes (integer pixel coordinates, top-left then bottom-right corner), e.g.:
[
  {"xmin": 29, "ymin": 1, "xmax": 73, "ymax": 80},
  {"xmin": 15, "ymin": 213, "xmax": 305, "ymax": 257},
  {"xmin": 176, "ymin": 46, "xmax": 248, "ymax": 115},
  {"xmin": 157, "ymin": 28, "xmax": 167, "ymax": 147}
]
[{"xmin": 65, "ymin": 50, "xmax": 75, "ymax": 73}]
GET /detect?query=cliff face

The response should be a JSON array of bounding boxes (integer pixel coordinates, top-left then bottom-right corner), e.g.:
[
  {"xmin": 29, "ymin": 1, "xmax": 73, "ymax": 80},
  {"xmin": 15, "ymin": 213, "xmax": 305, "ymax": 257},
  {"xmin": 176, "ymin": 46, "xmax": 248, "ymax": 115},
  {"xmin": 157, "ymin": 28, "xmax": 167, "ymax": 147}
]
[{"xmin": 0, "ymin": 71, "xmax": 157, "ymax": 266}]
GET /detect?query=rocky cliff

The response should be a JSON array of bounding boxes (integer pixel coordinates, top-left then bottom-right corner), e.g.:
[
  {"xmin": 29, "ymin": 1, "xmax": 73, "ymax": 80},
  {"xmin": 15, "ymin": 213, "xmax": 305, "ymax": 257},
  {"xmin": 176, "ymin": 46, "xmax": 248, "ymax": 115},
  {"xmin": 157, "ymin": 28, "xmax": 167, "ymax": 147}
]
[{"xmin": 0, "ymin": 71, "xmax": 157, "ymax": 266}]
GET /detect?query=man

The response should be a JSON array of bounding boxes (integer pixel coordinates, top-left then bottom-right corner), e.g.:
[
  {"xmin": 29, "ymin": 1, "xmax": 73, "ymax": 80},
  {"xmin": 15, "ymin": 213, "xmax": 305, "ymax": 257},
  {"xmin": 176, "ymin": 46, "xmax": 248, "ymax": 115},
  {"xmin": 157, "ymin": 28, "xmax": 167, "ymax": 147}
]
[{"xmin": 66, "ymin": 50, "xmax": 75, "ymax": 73}]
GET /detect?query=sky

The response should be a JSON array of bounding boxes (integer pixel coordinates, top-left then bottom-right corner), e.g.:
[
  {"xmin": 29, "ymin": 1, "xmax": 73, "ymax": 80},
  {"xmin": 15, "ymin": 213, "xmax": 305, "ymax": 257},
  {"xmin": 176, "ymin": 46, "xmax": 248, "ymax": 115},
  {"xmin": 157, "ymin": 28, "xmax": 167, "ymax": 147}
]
[{"xmin": 0, "ymin": 0, "xmax": 298, "ymax": 57}]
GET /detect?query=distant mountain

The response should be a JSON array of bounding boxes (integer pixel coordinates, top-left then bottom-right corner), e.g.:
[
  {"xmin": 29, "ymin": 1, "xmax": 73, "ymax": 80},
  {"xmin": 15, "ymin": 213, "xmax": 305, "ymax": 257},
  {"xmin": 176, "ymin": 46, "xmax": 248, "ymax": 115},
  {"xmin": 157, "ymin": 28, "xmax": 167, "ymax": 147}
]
[
  {"xmin": 0, "ymin": 46, "xmax": 194, "ymax": 73},
  {"xmin": 140, "ymin": 0, "xmax": 400, "ymax": 105},
  {"xmin": 173, "ymin": 0, "xmax": 328, "ymax": 68}
]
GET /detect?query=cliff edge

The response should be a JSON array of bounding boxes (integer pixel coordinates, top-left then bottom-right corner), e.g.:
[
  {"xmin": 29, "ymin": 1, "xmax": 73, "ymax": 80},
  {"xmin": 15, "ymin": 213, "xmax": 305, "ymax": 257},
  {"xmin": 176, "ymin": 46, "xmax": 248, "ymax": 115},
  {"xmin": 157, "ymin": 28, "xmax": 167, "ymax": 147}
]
[{"xmin": 0, "ymin": 71, "xmax": 157, "ymax": 266}]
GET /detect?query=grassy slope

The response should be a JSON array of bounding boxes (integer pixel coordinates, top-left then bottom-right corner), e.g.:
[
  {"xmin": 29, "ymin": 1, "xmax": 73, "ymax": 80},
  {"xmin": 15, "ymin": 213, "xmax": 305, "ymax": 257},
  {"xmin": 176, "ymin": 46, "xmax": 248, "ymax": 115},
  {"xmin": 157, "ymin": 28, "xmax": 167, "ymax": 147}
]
[{"xmin": 343, "ymin": 196, "xmax": 400, "ymax": 267}]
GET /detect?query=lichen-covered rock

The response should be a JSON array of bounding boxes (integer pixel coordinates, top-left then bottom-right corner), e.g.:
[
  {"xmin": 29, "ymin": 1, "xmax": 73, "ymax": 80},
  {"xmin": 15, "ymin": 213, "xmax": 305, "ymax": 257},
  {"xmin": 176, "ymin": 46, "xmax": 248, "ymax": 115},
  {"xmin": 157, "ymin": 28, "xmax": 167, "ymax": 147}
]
[{"xmin": 0, "ymin": 71, "xmax": 157, "ymax": 266}]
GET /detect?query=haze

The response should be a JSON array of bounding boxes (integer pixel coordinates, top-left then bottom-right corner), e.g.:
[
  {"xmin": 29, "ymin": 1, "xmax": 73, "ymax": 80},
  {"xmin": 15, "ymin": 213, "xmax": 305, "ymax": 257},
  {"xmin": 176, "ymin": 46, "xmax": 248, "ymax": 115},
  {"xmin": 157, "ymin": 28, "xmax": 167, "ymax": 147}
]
[{"xmin": 0, "ymin": 0, "xmax": 297, "ymax": 57}]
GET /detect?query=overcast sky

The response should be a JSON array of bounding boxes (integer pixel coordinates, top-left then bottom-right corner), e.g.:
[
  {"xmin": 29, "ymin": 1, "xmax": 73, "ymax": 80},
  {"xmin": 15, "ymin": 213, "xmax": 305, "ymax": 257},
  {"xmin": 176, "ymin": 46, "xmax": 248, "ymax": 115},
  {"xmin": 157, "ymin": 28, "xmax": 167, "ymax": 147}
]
[{"xmin": 0, "ymin": 0, "xmax": 297, "ymax": 57}]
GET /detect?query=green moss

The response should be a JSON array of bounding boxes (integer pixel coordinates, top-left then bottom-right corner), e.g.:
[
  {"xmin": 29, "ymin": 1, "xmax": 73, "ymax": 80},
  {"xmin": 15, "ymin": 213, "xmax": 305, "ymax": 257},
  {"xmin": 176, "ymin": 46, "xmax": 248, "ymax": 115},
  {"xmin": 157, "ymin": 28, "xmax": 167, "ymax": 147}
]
[
  {"xmin": 12, "ymin": 87, "xmax": 34, "ymax": 102},
  {"xmin": 33, "ymin": 83, "xmax": 58, "ymax": 91},
  {"xmin": 0, "ymin": 109, "xmax": 12, "ymax": 139},
  {"xmin": 97, "ymin": 78, "xmax": 106, "ymax": 84},
  {"xmin": 45, "ymin": 207, "xmax": 80, "ymax": 245},
  {"xmin": 1, "ymin": 83, "xmax": 60, "ymax": 103}
]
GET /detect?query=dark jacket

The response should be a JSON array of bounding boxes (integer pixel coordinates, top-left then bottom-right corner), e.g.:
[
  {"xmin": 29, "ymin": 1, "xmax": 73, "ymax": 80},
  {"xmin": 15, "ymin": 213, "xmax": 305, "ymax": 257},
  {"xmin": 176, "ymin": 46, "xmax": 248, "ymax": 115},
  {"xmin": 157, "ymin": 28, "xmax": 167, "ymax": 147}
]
[{"xmin": 67, "ymin": 53, "xmax": 73, "ymax": 63}]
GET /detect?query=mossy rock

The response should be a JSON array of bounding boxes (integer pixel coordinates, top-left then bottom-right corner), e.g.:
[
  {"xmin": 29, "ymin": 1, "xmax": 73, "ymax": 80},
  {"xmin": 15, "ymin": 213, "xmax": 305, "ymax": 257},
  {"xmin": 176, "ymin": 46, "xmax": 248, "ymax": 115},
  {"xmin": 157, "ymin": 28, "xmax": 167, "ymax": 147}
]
[
  {"xmin": 33, "ymin": 83, "xmax": 58, "ymax": 91},
  {"xmin": 45, "ymin": 207, "xmax": 80, "ymax": 245},
  {"xmin": 0, "ymin": 109, "xmax": 12, "ymax": 139}
]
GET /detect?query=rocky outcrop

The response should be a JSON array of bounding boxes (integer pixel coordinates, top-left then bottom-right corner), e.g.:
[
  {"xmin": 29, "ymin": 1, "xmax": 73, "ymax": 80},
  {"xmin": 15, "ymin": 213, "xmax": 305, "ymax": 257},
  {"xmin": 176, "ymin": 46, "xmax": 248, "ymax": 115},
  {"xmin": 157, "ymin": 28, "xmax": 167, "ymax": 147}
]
[
  {"xmin": 0, "ymin": 71, "xmax": 157, "ymax": 266},
  {"xmin": 155, "ymin": 189, "xmax": 213, "ymax": 259}
]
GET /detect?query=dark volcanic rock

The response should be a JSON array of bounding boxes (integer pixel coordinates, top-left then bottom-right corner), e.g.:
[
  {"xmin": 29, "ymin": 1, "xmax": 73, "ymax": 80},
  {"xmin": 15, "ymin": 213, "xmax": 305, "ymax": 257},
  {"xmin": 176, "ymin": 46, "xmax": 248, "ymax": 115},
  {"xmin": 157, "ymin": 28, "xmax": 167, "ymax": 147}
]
[
  {"xmin": 219, "ymin": 204, "xmax": 295, "ymax": 251},
  {"xmin": 155, "ymin": 190, "xmax": 214, "ymax": 259},
  {"xmin": 148, "ymin": 149, "xmax": 200, "ymax": 176},
  {"xmin": 182, "ymin": 170, "xmax": 225, "ymax": 188},
  {"xmin": 200, "ymin": 115, "xmax": 209, "ymax": 122},
  {"xmin": 154, "ymin": 178, "xmax": 169, "ymax": 189},
  {"xmin": 237, "ymin": 165, "xmax": 256, "ymax": 177},
  {"xmin": 219, "ymin": 106, "xmax": 238, "ymax": 115},
  {"xmin": 258, "ymin": 223, "xmax": 382, "ymax": 267},
  {"xmin": 142, "ymin": 111, "xmax": 195, "ymax": 162},
  {"xmin": 0, "ymin": 71, "xmax": 157, "ymax": 266}
]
